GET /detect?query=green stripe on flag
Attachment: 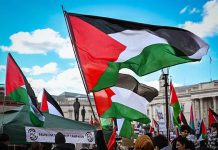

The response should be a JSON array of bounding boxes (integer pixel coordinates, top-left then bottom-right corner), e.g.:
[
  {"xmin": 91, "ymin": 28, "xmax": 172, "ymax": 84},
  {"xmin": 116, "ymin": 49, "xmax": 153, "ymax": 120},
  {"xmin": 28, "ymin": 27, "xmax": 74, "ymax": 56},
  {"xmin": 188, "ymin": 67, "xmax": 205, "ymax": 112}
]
[
  {"xmin": 119, "ymin": 119, "xmax": 132, "ymax": 139},
  {"xmin": 101, "ymin": 102, "xmax": 150, "ymax": 124},
  {"xmin": 94, "ymin": 44, "xmax": 197, "ymax": 91},
  {"xmin": 7, "ymin": 87, "xmax": 29, "ymax": 104}
]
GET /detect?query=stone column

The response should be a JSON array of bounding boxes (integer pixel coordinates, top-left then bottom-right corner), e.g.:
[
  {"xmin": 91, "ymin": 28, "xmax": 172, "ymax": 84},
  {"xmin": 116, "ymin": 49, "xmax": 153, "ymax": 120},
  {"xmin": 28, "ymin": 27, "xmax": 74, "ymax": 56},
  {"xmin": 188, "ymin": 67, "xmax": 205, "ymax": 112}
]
[
  {"xmin": 200, "ymin": 98, "xmax": 204, "ymax": 120},
  {"xmin": 213, "ymin": 97, "xmax": 217, "ymax": 112}
]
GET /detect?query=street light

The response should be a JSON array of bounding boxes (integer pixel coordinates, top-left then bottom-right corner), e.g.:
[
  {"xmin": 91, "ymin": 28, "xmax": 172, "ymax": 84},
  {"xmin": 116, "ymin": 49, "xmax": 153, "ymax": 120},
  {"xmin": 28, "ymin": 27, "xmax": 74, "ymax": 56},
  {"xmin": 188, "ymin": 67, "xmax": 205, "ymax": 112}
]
[{"xmin": 162, "ymin": 68, "xmax": 170, "ymax": 140}]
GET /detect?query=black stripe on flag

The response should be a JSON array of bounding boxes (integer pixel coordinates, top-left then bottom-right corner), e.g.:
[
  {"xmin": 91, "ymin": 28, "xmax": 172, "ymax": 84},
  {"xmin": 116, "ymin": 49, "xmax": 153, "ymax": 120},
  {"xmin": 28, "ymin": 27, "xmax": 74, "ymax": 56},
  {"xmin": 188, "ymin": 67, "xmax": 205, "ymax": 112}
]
[
  {"xmin": 44, "ymin": 89, "xmax": 64, "ymax": 117},
  {"xmin": 67, "ymin": 13, "xmax": 208, "ymax": 57}
]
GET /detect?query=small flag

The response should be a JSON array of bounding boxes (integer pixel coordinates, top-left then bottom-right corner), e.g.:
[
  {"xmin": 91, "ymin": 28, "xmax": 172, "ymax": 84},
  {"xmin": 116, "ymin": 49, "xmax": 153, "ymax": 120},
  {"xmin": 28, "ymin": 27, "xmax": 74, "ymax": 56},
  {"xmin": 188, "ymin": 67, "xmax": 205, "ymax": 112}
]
[
  {"xmin": 40, "ymin": 89, "xmax": 64, "ymax": 117},
  {"xmin": 198, "ymin": 120, "xmax": 207, "ymax": 141},
  {"xmin": 5, "ymin": 53, "xmax": 45, "ymax": 127},
  {"xmin": 208, "ymin": 107, "xmax": 218, "ymax": 126},
  {"xmin": 179, "ymin": 111, "xmax": 188, "ymax": 125},
  {"xmin": 107, "ymin": 127, "xmax": 117, "ymax": 150},
  {"xmin": 189, "ymin": 104, "xmax": 195, "ymax": 134},
  {"xmin": 153, "ymin": 118, "xmax": 159, "ymax": 133},
  {"xmin": 170, "ymin": 81, "xmax": 181, "ymax": 126}
]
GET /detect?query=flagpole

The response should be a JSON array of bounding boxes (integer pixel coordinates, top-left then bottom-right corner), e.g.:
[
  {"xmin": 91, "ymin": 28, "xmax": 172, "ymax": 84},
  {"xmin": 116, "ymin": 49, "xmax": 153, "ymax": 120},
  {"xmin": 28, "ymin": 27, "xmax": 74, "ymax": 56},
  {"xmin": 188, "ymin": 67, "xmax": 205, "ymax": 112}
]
[
  {"xmin": 62, "ymin": 6, "xmax": 96, "ymax": 119},
  {"xmin": 162, "ymin": 69, "xmax": 170, "ymax": 140}
]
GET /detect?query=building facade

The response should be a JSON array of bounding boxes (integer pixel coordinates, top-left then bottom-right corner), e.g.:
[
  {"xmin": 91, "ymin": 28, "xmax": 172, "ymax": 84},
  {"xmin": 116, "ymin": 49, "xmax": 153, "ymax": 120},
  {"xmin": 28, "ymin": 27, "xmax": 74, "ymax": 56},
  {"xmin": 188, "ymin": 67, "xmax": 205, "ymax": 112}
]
[
  {"xmin": 56, "ymin": 92, "xmax": 98, "ymax": 122},
  {"xmin": 149, "ymin": 76, "xmax": 218, "ymax": 127}
]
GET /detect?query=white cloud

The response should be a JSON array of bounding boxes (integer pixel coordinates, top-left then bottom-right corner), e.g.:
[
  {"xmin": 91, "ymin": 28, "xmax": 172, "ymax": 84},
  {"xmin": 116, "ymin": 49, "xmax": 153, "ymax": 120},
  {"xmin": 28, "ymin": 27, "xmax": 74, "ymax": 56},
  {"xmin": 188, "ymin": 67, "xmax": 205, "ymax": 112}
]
[
  {"xmin": 0, "ymin": 65, "xmax": 6, "ymax": 71},
  {"xmin": 180, "ymin": 6, "xmax": 189, "ymax": 14},
  {"xmin": 27, "ymin": 67, "xmax": 85, "ymax": 101},
  {"xmin": 22, "ymin": 62, "xmax": 58, "ymax": 75},
  {"xmin": 189, "ymin": 8, "xmax": 200, "ymax": 14},
  {"xmin": 181, "ymin": 0, "xmax": 218, "ymax": 37},
  {"xmin": 0, "ymin": 28, "xmax": 74, "ymax": 59}
]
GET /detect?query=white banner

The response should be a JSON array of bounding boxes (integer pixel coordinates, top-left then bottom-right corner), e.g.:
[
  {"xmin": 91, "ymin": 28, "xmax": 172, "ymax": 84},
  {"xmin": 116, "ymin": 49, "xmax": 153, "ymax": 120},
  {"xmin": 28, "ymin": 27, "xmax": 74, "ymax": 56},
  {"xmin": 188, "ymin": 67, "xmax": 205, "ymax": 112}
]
[
  {"xmin": 25, "ymin": 127, "xmax": 95, "ymax": 144},
  {"xmin": 155, "ymin": 105, "xmax": 166, "ymax": 132}
]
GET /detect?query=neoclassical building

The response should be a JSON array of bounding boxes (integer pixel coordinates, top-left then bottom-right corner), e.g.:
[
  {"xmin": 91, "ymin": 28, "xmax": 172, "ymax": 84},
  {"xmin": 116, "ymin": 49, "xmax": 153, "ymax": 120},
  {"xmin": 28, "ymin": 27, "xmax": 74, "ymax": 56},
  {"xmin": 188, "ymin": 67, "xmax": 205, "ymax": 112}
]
[
  {"xmin": 149, "ymin": 76, "xmax": 218, "ymax": 127},
  {"xmin": 56, "ymin": 92, "xmax": 98, "ymax": 122},
  {"xmin": 1, "ymin": 78, "xmax": 217, "ymax": 127}
]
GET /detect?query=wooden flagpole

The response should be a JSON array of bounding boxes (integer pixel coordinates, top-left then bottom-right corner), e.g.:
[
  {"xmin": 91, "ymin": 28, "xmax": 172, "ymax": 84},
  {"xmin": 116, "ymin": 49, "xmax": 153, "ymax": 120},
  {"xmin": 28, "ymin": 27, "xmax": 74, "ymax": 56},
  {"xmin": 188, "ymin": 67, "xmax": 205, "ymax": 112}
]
[{"xmin": 62, "ymin": 6, "xmax": 96, "ymax": 119}]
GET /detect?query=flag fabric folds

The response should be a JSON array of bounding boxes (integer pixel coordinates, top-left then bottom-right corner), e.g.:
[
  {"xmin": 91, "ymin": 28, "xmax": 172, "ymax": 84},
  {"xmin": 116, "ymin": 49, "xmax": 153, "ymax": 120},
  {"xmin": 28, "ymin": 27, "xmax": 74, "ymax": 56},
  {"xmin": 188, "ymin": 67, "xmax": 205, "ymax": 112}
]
[
  {"xmin": 170, "ymin": 81, "xmax": 181, "ymax": 126},
  {"xmin": 208, "ymin": 107, "xmax": 218, "ymax": 126},
  {"xmin": 40, "ymin": 89, "xmax": 64, "ymax": 117},
  {"xmin": 5, "ymin": 53, "xmax": 45, "ymax": 127},
  {"xmin": 65, "ymin": 12, "xmax": 209, "ymax": 92},
  {"xmin": 117, "ymin": 119, "xmax": 132, "ymax": 139},
  {"xmin": 93, "ymin": 74, "xmax": 158, "ymax": 124}
]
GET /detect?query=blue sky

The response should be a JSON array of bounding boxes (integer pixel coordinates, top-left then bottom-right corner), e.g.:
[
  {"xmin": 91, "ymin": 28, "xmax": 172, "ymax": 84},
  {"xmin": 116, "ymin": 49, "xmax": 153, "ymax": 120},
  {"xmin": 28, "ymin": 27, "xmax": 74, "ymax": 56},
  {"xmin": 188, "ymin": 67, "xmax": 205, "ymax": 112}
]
[{"xmin": 0, "ymin": 0, "xmax": 217, "ymax": 99}]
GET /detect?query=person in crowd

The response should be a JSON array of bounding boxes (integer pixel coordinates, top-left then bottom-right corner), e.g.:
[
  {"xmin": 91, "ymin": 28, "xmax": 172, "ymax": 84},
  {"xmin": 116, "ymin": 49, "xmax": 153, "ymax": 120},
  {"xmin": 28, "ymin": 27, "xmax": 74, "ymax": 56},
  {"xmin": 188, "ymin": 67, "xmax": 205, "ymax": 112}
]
[
  {"xmin": 208, "ymin": 122, "xmax": 218, "ymax": 149},
  {"xmin": 153, "ymin": 134, "xmax": 171, "ymax": 150},
  {"xmin": 172, "ymin": 125, "xmax": 195, "ymax": 150},
  {"xmin": 92, "ymin": 118, "xmax": 108, "ymax": 150},
  {"xmin": 180, "ymin": 125, "xmax": 191, "ymax": 138},
  {"xmin": 0, "ymin": 133, "xmax": 10, "ymax": 150},
  {"xmin": 134, "ymin": 135, "xmax": 154, "ymax": 150},
  {"xmin": 42, "ymin": 143, "xmax": 52, "ymax": 150},
  {"xmin": 53, "ymin": 132, "xmax": 75, "ymax": 150},
  {"xmin": 73, "ymin": 98, "xmax": 80, "ymax": 121},
  {"xmin": 29, "ymin": 142, "xmax": 43, "ymax": 150},
  {"xmin": 81, "ymin": 106, "xmax": 86, "ymax": 122},
  {"xmin": 175, "ymin": 136, "xmax": 188, "ymax": 150}
]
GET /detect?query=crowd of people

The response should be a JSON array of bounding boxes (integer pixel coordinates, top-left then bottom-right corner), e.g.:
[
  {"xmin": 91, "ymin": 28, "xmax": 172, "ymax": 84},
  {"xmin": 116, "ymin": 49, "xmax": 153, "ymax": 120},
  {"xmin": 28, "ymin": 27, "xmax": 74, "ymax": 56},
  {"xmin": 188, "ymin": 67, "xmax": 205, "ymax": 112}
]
[{"xmin": 0, "ymin": 120, "xmax": 218, "ymax": 150}]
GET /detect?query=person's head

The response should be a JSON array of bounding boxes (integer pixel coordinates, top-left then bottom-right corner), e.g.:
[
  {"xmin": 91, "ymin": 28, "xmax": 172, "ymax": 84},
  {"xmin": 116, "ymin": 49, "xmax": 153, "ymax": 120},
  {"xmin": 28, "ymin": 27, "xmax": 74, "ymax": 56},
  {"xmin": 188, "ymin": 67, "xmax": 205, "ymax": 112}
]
[
  {"xmin": 134, "ymin": 135, "xmax": 153, "ymax": 150},
  {"xmin": 75, "ymin": 98, "xmax": 78, "ymax": 102},
  {"xmin": 153, "ymin": 134, "xmax": 169, "ymax": 150},
  {"xmin": 180, "ymin": 125, "xmax": 191, "ymax": 137},
  {"xmin": 0, "ymin": 133, "xmax": 10, "ymax": 145},
  {"xmin": 83, "ymin": 106, "xmax": 85, "ymax": 109},
  {"xmin": 42, "ymin": 143, "xmax": 52, "ymax": 150},
  {"xmin": 31, "ymin": 142, "xmax": 43, "ymax": 150},
  {"xmin": 55, "ymin": 132, "xmax": 66, "ymax": 144},
  {"xmin": 211, "ymin": 122, "xmax": 218, "ymax": 132},
  {"xmin": 176, "ymin": 136, "xmax": 188, "ymax": 150}
]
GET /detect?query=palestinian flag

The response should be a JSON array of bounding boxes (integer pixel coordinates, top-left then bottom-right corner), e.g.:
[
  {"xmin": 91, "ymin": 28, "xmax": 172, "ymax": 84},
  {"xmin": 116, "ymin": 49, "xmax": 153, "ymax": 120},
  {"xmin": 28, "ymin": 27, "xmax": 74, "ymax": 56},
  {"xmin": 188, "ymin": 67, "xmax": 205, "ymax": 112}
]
[
  {"xmin": 117, "ymin": 119, "xmax": 132, "ymax": 139},
  {"xmin": 190, "ymin": 104, "xmax": 195, "ymax": 134},
  {"xmin": 149, "ymin": 125, "xmax": 154, "ymax": 133},
  {"xmin": 93, "ymin": 74, "xmax": 158, "ymax": 124},
  {"xmin": 40, "ymin": 89, "xmax": 64, "ymax": 117},
  {"xmin": 5, "ymin": 53, "xmax": 45, "ymax": 127},
  {"xmin": 153, "ymin": 118, "xmax": 159, "ymax": 133},
  {"xmin": 208, "ymin": 107, "xmax": 218, "ymax": 126},
  {"xmin": 198, "ymin": 120, "xmax": 207, "ymax": 141},
  {"xmin": 107, "ymin": 127, "xmax": 117, "ymax": 150},
  {"xmin": 179, "ymin": 111, "xmax": 188, "ymax": 125},
  {"xmin": 65, "ymin": 12, "xmax": 209, "ymax": 92},
  {"xmin": 170, "ymin": 81, "xmax": 181, "ymax": 126}
]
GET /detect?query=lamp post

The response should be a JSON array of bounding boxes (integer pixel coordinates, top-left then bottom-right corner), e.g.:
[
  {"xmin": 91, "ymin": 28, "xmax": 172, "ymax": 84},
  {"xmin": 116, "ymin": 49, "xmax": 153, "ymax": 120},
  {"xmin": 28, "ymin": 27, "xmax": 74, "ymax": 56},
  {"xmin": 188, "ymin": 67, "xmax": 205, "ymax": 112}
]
[{"xmin": 162, "ymin": 68, "xmax": 170, "ymax": 140}]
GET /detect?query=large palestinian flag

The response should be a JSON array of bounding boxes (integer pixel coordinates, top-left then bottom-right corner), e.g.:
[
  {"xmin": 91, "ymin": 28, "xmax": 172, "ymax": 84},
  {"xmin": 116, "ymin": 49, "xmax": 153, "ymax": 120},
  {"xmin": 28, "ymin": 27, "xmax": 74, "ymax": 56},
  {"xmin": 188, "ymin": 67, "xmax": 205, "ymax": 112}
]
[
  {"xmin": 40, "ymin": 89, "xmax": 64, "ymax": 117},
  {"xmin": 93, "ymin": 74, "xmax": 158, "ymax": 124},
  {"xmin": 5, "ymin": 53, "xmax": 45, "ymax": 127},
  {"xmin": 65, "ymin": 12, "xmax": 209, "ymax": 92}
]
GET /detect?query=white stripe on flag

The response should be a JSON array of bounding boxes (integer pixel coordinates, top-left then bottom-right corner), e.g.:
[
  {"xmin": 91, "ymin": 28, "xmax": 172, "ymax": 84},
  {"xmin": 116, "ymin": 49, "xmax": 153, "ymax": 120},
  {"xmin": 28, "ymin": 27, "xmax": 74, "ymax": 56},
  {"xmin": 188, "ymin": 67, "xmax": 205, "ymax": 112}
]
[
  {"xmin": 111, "ymin": 87, "xmax": 149, "ymax": 115},
  {"xmin": 109, "ymin": 30, "xmax": 168, "ymax": 62},
  {"xmin": 48, "ymin": 102, "xmax": 63, "ymax": 117}
]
